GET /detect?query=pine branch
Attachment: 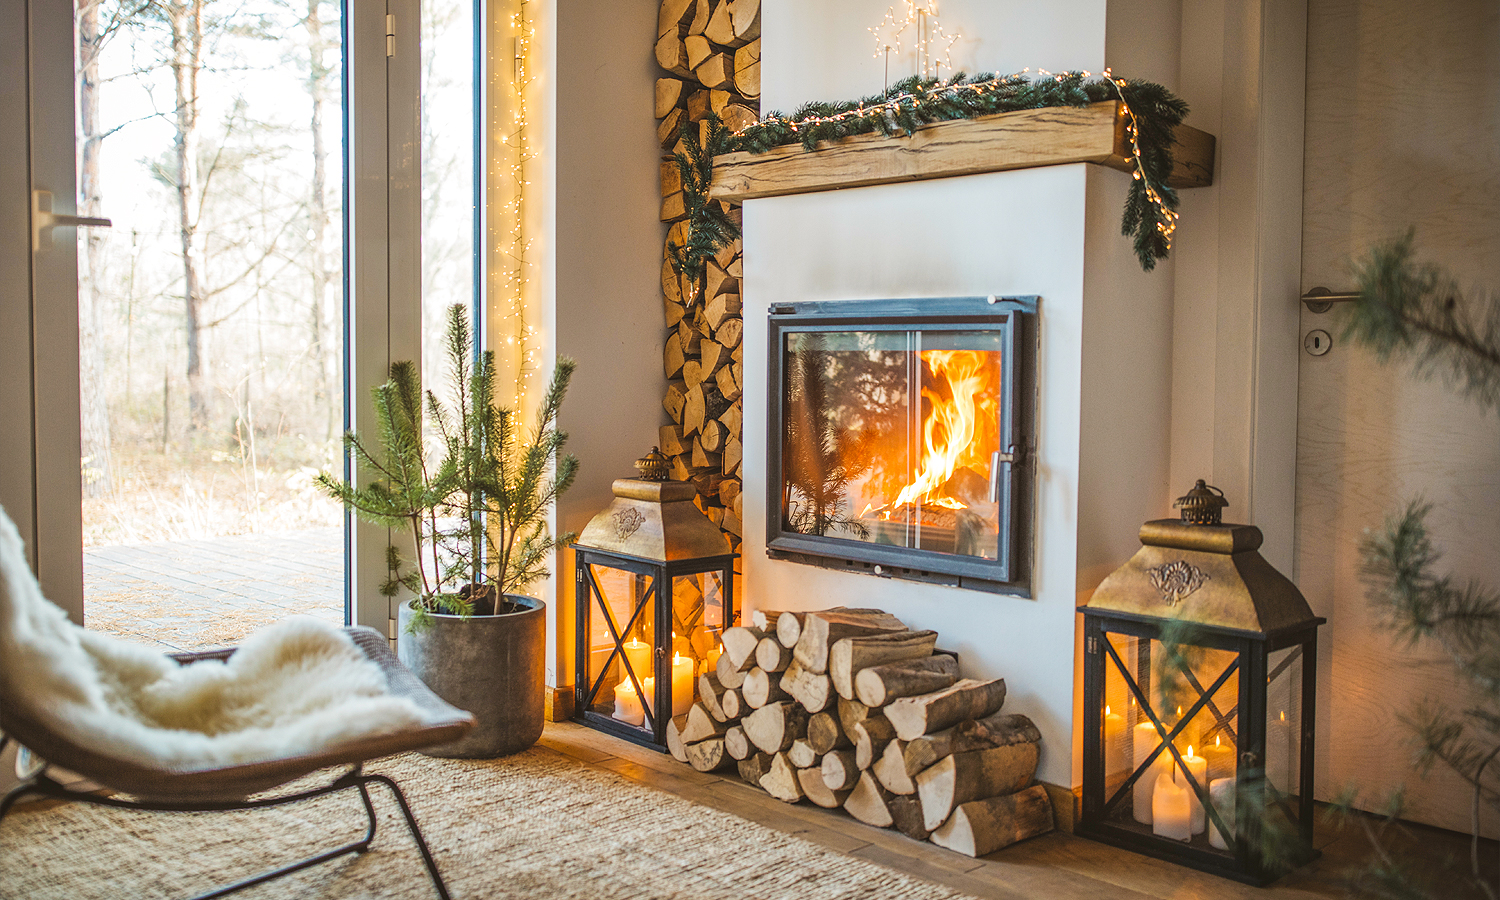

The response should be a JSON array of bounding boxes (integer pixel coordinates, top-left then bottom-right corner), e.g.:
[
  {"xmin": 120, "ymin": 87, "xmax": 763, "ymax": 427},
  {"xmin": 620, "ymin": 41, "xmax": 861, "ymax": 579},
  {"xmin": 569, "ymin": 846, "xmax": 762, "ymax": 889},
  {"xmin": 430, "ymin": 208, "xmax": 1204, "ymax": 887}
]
[{"xmin": 1345, "ymin": 231, "xmax": 1500, "ymax": 414}]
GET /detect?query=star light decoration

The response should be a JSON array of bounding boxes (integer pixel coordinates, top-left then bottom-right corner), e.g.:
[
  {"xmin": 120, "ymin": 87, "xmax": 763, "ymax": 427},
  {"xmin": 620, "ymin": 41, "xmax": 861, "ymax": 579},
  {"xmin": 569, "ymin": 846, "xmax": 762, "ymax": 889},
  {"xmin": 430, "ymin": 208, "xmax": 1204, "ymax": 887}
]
[{"xmin": 869, "ymin": 1, "xmax": 959, "ymax": 86}]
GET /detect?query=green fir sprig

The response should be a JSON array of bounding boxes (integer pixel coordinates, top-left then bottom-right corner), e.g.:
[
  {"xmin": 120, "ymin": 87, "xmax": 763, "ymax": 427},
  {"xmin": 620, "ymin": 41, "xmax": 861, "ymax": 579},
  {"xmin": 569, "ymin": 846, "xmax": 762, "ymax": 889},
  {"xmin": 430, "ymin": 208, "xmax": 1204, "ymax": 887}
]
[
  {"xmin": 669, "ymin": 112, "xmax": 741, "ymax": 300},
  {"xmin": 726, "ymin": 71, "xmax": 1189, "ymax": 271}
]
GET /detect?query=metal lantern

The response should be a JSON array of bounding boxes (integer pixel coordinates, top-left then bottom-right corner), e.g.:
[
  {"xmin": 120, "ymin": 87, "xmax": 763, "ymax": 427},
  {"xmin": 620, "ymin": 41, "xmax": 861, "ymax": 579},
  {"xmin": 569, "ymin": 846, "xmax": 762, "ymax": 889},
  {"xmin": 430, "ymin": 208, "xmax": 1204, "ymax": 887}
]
[
  {"xmin": 572, "ymin": 450, "xmax": 738, "ymax": 749},
  {"xmin": 1077, "ymin": 480, "xmax": 1324, "ymax": 884}
]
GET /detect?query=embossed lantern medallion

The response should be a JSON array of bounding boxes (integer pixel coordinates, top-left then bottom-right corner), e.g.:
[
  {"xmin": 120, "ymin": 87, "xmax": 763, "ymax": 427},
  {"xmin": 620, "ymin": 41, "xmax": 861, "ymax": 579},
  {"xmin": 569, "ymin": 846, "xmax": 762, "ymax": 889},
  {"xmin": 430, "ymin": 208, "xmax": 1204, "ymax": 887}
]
[
  {"xmin": 1077, "ymin": 481, "xmax": 1324, "ymax": 884},
  {"xmin": 571, "ymin": 449, "xmax": 738, "ymax": 748}
]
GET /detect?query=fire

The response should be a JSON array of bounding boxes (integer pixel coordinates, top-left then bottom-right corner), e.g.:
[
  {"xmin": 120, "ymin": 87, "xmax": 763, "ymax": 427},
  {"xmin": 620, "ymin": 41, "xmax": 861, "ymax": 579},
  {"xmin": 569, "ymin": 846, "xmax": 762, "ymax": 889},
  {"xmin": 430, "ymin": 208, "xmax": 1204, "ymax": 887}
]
[{"xmin": 889, "ymin": 349, "xmax": 999, "ymax": 511}]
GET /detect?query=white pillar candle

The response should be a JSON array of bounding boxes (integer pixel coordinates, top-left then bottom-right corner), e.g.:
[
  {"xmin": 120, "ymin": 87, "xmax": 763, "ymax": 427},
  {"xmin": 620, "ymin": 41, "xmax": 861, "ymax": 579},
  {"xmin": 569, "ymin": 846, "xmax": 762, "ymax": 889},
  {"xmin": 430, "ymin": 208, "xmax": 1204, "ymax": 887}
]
[
  {"xmin": 612, "ymin": 678, "xmax": 644, "ymax": 727},
  {"xmin": 622, "ymin": 639, "xmax": 652, "ymax": 682},
  {"xmin": 1151, "ymin": 767, "xmax": 1192, "ymax": 841},
  {"xmin": 1208, "ymin": 777, "xmax": 1236, "ymax": 850},
  {"xmin": 1132, "ymin": 720, "xmax": 1166, "ymax": 824},
  {"xmin": 1181, "ymin": 745, "xmax": 1209, "ymax": 835},
  {"xmin": 671, "ymin": 653, "xmax": 695, "ymax": 717},
  {"xmin": 1104, "ymin": 706, "xmax": 1130, "ymax": 779}
]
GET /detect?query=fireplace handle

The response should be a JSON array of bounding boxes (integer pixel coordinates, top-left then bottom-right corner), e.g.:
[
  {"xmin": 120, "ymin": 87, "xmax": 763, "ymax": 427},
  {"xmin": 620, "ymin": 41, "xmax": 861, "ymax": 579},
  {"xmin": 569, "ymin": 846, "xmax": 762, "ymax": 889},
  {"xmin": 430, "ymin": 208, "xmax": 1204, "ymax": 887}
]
[{"xmin": 989, "ymin": 448, "xmax": 1017, "ymax": 504}]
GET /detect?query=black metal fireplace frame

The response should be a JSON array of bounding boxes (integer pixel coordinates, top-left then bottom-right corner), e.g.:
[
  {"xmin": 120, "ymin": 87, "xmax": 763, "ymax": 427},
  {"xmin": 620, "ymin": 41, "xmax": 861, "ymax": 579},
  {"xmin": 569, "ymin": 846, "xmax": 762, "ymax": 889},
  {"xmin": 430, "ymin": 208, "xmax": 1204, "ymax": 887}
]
[{"xmin": 765, "ymin": 295, "xmax": 1037, "ymax": 596}]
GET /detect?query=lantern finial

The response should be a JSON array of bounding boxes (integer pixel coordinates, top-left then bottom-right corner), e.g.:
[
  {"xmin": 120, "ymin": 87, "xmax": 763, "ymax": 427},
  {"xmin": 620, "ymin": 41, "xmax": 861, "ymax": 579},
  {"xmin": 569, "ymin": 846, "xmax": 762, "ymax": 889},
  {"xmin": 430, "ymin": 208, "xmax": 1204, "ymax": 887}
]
[
  {"xmin": 1173, "ymin": 479, "xmax": 1227, "ymax": 526},
  {"xmin": 634, "ymin": 447, "xmax": 670, "ymax": 482}
]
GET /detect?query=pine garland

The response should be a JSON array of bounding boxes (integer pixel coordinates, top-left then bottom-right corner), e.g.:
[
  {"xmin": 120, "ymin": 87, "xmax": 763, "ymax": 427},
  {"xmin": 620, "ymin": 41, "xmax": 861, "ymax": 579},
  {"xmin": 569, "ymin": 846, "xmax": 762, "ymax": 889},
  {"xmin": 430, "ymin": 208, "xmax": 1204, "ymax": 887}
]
[{"xmin": 726, "ymin": 71, "xmax": 1190, "ymax": 271}]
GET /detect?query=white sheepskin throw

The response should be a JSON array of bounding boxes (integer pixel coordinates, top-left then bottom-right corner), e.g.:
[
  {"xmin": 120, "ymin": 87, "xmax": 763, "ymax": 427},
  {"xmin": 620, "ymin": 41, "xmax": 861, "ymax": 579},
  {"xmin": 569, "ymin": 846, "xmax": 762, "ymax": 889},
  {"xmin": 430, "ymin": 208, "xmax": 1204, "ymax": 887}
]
[{"xmin": 0, "ymin": 505, "xmax": 427, "ymax": 771}]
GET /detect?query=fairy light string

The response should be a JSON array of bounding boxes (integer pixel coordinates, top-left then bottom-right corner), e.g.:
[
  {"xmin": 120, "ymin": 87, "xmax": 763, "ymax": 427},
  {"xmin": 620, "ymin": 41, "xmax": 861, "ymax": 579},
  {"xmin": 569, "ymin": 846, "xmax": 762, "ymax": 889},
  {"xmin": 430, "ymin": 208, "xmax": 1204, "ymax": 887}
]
[
  {"xmin": 726, "ymin": 69, "xmax": 1188, "ymax": 270},
  {"xmin": 494, "ymin": 0, "xmax": 538, "ymax": 412}
]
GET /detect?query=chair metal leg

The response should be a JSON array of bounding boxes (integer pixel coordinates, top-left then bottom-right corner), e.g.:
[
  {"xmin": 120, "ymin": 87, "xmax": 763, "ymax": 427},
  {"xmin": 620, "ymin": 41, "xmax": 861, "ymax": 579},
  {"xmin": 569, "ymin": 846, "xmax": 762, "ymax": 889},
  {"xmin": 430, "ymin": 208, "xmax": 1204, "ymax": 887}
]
[
  {"xmin": 0, "ymin": 763, "xmax": 455, "ymax": 900},
  {"xmin": 364, "ymin": 772, "xmax": 455, "ymax": 900}
]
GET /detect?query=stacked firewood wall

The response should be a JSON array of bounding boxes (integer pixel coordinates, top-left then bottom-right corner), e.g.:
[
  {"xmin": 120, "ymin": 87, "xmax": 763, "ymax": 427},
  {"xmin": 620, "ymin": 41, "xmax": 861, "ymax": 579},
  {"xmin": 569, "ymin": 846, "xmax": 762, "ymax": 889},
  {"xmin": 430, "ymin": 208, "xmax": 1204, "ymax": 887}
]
[
  {"xmin": 666, "ymin": 608, "xmax": 1056, "ymax": 858},
  {"xmin": 655, "ymin": 0, "xmax": 760, "ymax": 556}
]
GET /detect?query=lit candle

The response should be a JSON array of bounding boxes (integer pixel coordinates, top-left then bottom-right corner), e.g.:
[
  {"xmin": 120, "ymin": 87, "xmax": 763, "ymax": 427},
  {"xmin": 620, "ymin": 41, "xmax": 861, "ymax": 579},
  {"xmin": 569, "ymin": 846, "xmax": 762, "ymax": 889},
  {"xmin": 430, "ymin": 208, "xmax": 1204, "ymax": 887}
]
[
  {"xmin": 1203, "ymin": 733, "xmax": 1235, "ymax": 782},
  {"xmin": 1181, "ymin": 745, "xmax": 1209, "ymax": 835},
  {"xmin": 622, "ymin": 639, "xmax": 652, "ymax": 681},
  {"xmin": 1208, "ymin": 777, "xmax": 1236, "ymax": 850},
  {"xmin": 612, "ymin": 678, "xmax": 644, "ymax": 727},
  {"xmin": 1104, "ymin": 705, "xmax": 1128, "ymax": 779},
  {"xmin": 1132, "ymin": 720, "xmax": 1166, "ymax": 824},
  {"xmin": 1151, "ymin": 766, "xmax": 1192, "ymax": 841},
  {"xmin": 671, "ymin": 653, "xmax": 695, "ymax": 717}
]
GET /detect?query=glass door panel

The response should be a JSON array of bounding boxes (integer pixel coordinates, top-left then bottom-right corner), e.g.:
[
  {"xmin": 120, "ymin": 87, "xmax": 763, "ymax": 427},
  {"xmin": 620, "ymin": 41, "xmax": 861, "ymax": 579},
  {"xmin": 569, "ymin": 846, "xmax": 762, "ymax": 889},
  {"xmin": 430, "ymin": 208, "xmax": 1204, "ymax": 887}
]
[{"xmin": 77, "ymin": 0, "xmax": 346, "ymax": 650}]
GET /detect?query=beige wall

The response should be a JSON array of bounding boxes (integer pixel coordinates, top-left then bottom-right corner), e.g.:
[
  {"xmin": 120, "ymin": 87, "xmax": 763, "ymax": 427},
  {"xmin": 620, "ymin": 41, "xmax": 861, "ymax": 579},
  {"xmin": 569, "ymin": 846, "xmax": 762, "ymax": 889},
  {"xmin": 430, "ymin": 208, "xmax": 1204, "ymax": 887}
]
[
  {"xmin": 1295, "ymin": 0, "xmax": 1500, "ymax": 836},
  {"xmin": 543, "ymin": 0, "xmax": 666, "ymax": 690}
]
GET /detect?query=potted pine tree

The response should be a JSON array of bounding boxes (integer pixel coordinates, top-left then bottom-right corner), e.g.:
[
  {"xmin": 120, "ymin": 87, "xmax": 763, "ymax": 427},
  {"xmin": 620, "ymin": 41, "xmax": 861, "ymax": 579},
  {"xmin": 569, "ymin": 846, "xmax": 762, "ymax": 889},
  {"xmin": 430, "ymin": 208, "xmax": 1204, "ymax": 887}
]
[{"xmin": 319, "ymin": 305, "xmax": 577, "ymax": 758}]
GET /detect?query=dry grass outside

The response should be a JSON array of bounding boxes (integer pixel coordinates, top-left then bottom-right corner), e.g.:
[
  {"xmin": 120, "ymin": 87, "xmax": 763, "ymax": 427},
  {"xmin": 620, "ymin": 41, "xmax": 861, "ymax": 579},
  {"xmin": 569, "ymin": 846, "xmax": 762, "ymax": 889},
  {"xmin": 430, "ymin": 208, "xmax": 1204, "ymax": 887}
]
[{"xmin": 83, "ymin": 438, "xmax": 342, "ymax": 548}]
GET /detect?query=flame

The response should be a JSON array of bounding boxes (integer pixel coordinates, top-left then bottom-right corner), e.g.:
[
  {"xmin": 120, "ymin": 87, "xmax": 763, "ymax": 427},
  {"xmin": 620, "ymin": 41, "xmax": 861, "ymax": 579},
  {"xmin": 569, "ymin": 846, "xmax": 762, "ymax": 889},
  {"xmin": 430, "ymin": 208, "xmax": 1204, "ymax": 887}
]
[{"xmin": 890, "ymin": 349, "xmax": 997, "ymax": 510}]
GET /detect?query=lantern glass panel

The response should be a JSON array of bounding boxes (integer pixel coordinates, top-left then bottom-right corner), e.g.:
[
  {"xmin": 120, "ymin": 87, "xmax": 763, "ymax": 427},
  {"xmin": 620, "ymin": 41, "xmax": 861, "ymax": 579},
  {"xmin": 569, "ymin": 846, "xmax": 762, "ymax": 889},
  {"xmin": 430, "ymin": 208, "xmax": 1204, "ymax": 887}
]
[
  {"xmin": 583, "ymin": 564, "xmax": 657, "ymax": 730},
  {"xmin": 1102, "ymin": 630, "xmax": 1242, "ymax": 851},
  {"xmin": 671, "ymin": 572, "xmax": 727, "ymax": 680},
  {"xmin": 1265, "ymin": 645, "xmax": 1304, "ymax": 797}
]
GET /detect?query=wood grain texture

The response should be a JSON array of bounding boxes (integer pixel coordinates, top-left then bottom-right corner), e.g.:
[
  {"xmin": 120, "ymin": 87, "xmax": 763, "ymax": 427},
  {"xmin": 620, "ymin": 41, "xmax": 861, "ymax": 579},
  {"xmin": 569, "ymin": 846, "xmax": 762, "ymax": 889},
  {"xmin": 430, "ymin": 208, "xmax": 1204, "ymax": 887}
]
[
  {"xmin": 709, "ymin": 102, "xmax": 1214, "ymax": 203},
  {"xmin": 1295, "ymin": 0, "xmax": 1500, "ymax": 840}
]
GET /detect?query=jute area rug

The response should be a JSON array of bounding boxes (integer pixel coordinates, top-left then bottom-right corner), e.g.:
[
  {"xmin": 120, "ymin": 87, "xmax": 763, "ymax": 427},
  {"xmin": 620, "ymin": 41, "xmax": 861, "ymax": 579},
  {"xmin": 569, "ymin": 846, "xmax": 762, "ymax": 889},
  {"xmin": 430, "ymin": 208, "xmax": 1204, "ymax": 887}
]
[{"xmin": 0, "ymin": 746, "xmax": 979, "ymax": 900}]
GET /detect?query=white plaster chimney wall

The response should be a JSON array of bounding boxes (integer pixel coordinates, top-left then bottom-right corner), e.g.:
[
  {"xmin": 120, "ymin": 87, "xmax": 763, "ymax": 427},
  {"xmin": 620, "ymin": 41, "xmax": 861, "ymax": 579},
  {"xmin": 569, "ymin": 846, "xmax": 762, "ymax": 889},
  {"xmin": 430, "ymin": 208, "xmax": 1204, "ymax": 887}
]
[{"xmin": 741, "ymin": 0, "xmax": 1180, "ymax": 790}]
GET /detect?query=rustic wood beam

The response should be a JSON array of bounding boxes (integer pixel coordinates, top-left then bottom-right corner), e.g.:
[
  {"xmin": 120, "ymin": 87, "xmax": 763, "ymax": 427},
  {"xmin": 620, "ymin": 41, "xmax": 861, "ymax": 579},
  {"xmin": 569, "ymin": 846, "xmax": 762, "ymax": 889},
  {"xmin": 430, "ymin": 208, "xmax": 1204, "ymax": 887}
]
[{"xmin": 709, "ymin": 102, "xmax": 1214, "ymax": 203}]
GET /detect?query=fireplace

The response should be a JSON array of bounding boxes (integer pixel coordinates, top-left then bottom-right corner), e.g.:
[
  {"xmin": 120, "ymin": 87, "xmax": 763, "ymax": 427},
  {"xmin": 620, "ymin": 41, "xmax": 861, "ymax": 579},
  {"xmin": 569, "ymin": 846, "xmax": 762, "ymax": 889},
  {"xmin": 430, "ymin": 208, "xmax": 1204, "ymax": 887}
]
[{"xmin": 766, "ymin": 296, "xmax": 1036, "ymax": 594}]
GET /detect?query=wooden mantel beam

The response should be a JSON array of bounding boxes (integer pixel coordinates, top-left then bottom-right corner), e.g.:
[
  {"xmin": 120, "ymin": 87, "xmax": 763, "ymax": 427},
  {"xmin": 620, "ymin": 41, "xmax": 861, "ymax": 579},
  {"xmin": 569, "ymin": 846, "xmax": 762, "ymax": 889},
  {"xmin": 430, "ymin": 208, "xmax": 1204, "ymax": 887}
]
[{"xmin": 709, "ymin": 101, "xmax": 1214, "ymax": 203}]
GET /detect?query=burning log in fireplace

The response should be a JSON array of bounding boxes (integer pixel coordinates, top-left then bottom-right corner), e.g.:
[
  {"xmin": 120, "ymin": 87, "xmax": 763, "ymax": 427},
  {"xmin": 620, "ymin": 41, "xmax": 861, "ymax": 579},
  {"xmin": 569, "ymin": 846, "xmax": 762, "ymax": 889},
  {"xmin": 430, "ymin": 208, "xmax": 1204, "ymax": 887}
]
[{"xmin": 667, "ymin": 606, "xmax": 1054, "ymax": 856}]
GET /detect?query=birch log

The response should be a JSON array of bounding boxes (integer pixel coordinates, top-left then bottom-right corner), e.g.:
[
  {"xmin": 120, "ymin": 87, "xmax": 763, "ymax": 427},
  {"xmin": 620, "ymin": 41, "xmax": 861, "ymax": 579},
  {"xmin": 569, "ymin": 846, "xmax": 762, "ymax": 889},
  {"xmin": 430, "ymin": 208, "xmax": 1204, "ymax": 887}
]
[
  {"xmin": 798, "ymin": 767, "xmax": 852, "ymax": 809},
  {"xmin": 820, "ymin": 750, "xmax": 860, "ymax": 791},
  {"xmin": 844, "ymin": 771, "xmax": 895, "ymax": 827},
  {"xmin": 917, "ymin": 742, "xmax": 1041, "ymax": 831},
  {"xmin": 724, "ymin": 724, "xmax": 752, "ymax": 760},
  {"xmin": 686, "ymin": 737, "xmax": 732, "ymax": 772},
  {"xmin": 743, "ymin": 701, "xmax": 808, "ymax": 754},
  {"xmin": 872, "ymin": 739, "xmax": 916, "ymax": 794},
  {"xmin": 928, "ymin": 784, "xmax": 1054, "ymax": 857},
  {"xmin": 793, "ymin": 609, "xmax": 907, "ymax": 674},
  {"xmin": 741, "ymin": 666, "xmax": 789, "ymax": 709},
  {"xmin": 828, "ymin": 629, "xmax": 938, "ymax": 700},
  {"xmin": 806, "ymin": 711, "xmax": 850, "ymax": 754},
  {"xmin": 760, "ymin": 752, "xmax": 805, "ymax": 803},
  {"xmin": 853, "ymin": 654, "xmax": 961, "ymax": 708},
  {"xmin": 903, "ymin": 713, "xmax": 1042, "ymax": 776},
  {"xmin": 780, "ymin": 659, "xmax": 834, "ymax": 713},
  {"xmin": 884, "ymin": 678, "xmax": 1008, "ymax": 741}
]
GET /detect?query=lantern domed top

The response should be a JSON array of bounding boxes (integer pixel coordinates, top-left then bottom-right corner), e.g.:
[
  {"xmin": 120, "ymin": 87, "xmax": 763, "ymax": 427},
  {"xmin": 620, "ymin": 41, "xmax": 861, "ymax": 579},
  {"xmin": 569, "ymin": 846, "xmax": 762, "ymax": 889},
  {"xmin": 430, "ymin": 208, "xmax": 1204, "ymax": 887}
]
[{"xmin": 1173, "ymin": 479, "xmax": 1227, "ymax": 525}]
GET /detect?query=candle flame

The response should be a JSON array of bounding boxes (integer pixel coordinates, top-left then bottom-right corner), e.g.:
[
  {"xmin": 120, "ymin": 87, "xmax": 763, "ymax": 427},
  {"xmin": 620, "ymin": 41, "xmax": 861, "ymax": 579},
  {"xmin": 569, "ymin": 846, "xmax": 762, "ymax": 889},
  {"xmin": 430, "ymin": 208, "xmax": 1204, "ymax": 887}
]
[
  {"xmin": 1215, "ymin": 734, "xmax": 1221, "ymax": 748},
  {"xmin": 1188, "ymin": 745, "xmax": 1195, "ymax": 758},
  {"xmin": 1105, "ymin": 705, "xmax": 1111, "ymax": 716}
]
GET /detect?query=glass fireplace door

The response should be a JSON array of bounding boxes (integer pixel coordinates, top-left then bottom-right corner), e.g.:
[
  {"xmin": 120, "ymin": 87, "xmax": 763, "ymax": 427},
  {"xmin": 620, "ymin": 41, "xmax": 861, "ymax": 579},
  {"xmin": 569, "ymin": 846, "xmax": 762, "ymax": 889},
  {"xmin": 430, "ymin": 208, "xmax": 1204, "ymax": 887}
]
[{"xmin": 769, "ymin": 296, "xmax": 1035, "ymax": 592}]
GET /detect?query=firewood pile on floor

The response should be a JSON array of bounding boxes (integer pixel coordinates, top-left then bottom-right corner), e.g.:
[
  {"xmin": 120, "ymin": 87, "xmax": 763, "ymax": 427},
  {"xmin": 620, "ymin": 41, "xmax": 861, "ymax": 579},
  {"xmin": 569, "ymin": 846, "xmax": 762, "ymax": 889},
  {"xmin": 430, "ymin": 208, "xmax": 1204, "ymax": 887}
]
[{"xmin": 666, "ymin": 608, "xmax": 1055, "ymax": 857}]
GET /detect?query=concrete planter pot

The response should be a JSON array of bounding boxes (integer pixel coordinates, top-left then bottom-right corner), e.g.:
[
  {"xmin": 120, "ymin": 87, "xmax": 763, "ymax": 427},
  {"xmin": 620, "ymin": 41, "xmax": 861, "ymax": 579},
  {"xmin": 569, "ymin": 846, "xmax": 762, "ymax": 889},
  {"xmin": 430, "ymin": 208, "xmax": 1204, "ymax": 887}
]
[{"xmin": 397, "ymin": 595, "xmax": 546, "ymax": 759}]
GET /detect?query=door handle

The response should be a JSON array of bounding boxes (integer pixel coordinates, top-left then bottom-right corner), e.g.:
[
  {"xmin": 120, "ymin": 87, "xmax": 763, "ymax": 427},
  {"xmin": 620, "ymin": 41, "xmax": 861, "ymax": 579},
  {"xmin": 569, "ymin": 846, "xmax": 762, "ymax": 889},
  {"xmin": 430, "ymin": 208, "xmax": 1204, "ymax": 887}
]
[{"xmin": 32, "ymin": 190, "xmax": 112, "ymax": 252}]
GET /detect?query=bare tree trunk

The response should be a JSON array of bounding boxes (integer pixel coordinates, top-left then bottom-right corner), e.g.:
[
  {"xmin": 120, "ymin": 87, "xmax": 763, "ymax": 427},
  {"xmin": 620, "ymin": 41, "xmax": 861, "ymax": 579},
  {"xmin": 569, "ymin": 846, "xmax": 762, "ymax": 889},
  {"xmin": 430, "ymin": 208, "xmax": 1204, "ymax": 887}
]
[
  {"xmin": 77, "ymin": 0, "xmax": 112, "ymax": 495},
  {"xmin": 167, "ymin": 0, "xmax": 207, "ymax": 429},
  {"xmin": 304, "ymin": 0, "xmax": 335, "ymax": 440}
]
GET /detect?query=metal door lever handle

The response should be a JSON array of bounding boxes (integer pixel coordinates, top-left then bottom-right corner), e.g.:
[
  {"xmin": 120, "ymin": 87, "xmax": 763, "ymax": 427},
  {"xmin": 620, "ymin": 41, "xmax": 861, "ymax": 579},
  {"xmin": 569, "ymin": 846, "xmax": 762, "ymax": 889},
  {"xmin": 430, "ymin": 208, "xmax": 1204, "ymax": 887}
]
[{"xmin": 32, "ymin": 190, "xmax": 112, "ymax": 251}]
